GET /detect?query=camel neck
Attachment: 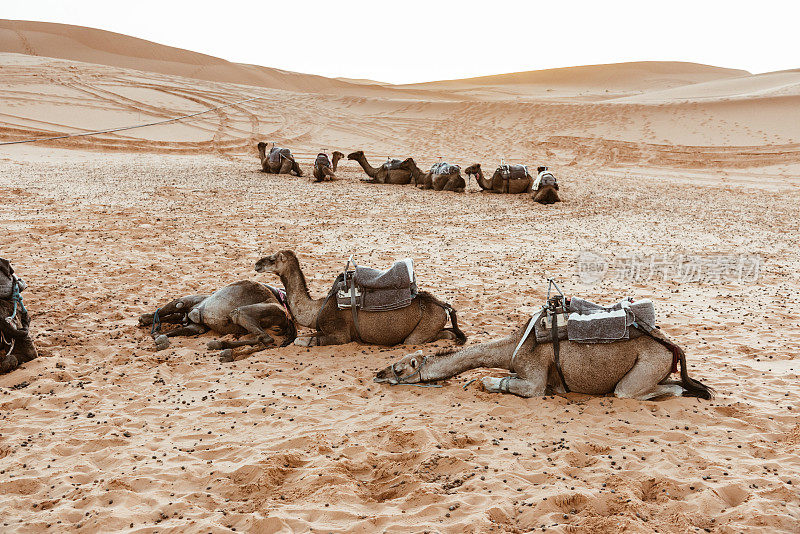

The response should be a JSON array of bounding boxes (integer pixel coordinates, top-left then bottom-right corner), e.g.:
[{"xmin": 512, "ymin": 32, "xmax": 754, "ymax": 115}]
[
  {"xmin": 474, "ymin": 168, "xmax": 490, "ymax": 190},
  {"xmin": 279, "ymin": 260, "xmax": 324, "ymax": 327},
  {"xmin": 355, "ymin": 156, "xmax": 378, "ymax": 177},
  {"xmin": 332, "ymin": 154, "xmax": 341, "ymax": 172},
  {"xmin": 420, "ymin": 335, "xmax": 518, "ymax": 382},
  {"xmin": 406, "ymin": 162, "xmax": 424, "ymax": 185}
]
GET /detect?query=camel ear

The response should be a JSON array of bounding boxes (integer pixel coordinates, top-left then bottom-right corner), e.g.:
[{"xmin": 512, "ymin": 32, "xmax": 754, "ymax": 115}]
[{"xmin": 277, "ymin": 252, "xmax": 285, "ymax": 262}]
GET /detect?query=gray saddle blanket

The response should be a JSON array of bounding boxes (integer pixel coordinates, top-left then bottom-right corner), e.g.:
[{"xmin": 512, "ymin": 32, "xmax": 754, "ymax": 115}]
[
  {"xmin": 268, "ymin": 147, "xmax": 293, "ymax": 166},
  {"xmin": 315, "ymin": 153, "xmax": 331, "ymax": 168},
  {"xmin": 537, "ymin": 171, "xmax": 557, "ymax": 188},
  {"xmin": 336, "ymin": 259, "xmax": 417, "ymax": 312},
  {"xmin": 497, "ymin": 164, "xmax": 529, "ymax": 180},
  {"xmin": 534, "ymin": 296, "xmax": 656, "ymax": 344},
  {"xmin": 381, "ymin": 159, "xmax": 404, "ymax": 171},
  {"xmin": 430, "ymin": 162, "xmax": 460, "ymax": 175}
]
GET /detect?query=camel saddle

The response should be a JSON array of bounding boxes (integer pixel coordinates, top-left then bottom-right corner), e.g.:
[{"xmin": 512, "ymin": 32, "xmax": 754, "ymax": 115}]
[
  {"xmin": 497, "ymin": 164, "xmax": 529, "ymax": 180},
  {"xmin": 335, "ymin": 257, "xmax": 417, "ymax": 313},
  {"xmin": 533, "ymin": 170, "xmax": 557, "ymax": 191},
  {"xmin": 315, "ymin": 153, "xmax": 331, "ymax": 168},
  {"xmin": 430, "ymin": 162, "xmax": 460, "ymax": 175},
  {"xmin": 381, "ymin": 158, "xmax": 405, "ymax": 171},
  {"xmin": 533, "ymin": 296, "xmax": 656, "ymax": 344},
  {"xmin": 268, "ymin": 147, "xmax": 293, "ymax": 166}
]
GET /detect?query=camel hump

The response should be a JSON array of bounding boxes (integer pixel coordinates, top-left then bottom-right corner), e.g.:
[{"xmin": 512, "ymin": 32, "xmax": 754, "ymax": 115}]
[{"xmin": 430, "ymin": 162, "xmax": 460, "ymax": 175}]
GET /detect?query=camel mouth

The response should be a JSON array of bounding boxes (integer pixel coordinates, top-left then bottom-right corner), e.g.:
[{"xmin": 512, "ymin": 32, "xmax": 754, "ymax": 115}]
[{"xmin": 254, "ymin": 258, "xmax": 274, "ymax": 273}]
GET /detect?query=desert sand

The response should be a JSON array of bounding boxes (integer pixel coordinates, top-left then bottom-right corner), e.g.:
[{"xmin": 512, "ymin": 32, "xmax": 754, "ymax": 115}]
[{"xmin": 1, "ymin": 19, "xmax": 799, "ymax": 533}]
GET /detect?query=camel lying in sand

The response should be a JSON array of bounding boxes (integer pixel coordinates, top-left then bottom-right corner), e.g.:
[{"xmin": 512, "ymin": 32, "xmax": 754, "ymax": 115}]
[
  {"xmin": 257, "ymin": 142, "xmax": 303, "ymax": 176},
  {"xmin": 531, "ymin": 166, "xmax": 561, "ymax": 204},
  {"xmin": 400, "ymin": 159, "xmax": 466, "ymax": 192},
  {"xmin": 138, "ymin": 280, "xmax": 296, "ymax": 361},
  {"xmin": 347, "ymin": 151, "xmax": 413, "ymax": 184},
  {"xmin": 464, "ymin": 163, "xmax": 532, "ymax": 194},
  {"xmin": 0, "ymin": 258, "xmax": 37, "ymax": 374},
  {"xmin": 313, "ymin": 151, "xmax": 344, "ymax": 182},
  {"xmin": 375, "ymin": 320, "xmax": 712, "ymax": 401},
  {"xmin": 254, "ymin": 250, "xmax": 466, "ymax": 347}
]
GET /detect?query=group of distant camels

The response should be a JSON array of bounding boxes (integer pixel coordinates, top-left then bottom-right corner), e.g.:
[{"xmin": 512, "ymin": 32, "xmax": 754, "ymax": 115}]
[{"xmin": 258, "ymin": 143, "xmax": 561, "ymax": 204}]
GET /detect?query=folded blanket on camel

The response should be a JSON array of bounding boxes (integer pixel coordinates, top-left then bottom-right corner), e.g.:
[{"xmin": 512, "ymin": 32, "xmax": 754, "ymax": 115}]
[
  {"xmin": 381, "ymin": 158, "xmax": 405, "ymax": 171},
  {"xmin": 534, "ymin": 296, "xmax": 656, "ymax": 343},
  {"xmin": 430, "ymin": 162, "xmax": 460, "ymax": 175},
  {"xmin": 315, "ymin": 153, "xmax": 331, "ymax": 168},
  {"xmin": 497, "ymin": 164, "xmax": 529, "ymax": 180},
  {"xmin": 532, "ymin": 170, "xmax": 557, "ymax": 191},
  {"xmin": 268, "ymin": 147, "xmax": 293, "ymax": 166},
  {"xmin": 336, "ymin": 259, "xmax": 417, "ymax": 312}
]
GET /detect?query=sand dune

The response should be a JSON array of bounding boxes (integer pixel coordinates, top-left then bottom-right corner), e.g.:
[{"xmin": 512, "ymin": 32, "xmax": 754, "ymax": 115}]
[{"xmin": 0, "ymin": 19, "xmax": 799, "ymax": 534}]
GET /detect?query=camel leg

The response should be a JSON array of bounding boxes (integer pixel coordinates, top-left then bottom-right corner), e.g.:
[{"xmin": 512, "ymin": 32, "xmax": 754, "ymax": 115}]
[
  {"xmin": 323, "ymin": 167, "xmax": 335, "ymax": 181},
  {"xmin": 295, "ymin": 328, "xmax": 351, "ymax": 347},
  {"xmin": 13, "ymin": 336, "xmax": 37, "ymax": 364},
  {"xmin": 288, "ymin": 159, "xmax": 303, "ymax": 177},
  {"xmin": 402, "ymin": 306, "xmax": 448, "ymax": 345},
  {"xmin": 0, "ymin": 350, "xmax": 18, "ymax": 374},
  {"xmin": 209, "ymin": 303, "xmax": 288, "ymax": 350},
  {"xmin": 481, "ymin": 373, "xmax": 547, "ymax": 398},
  {"xmin": 163, "ymin": 323, "xmax": 208, "ymax": 337},
  {"xmin": 614, "ymin": 347, "xmax": 676, "ymax": 400}
]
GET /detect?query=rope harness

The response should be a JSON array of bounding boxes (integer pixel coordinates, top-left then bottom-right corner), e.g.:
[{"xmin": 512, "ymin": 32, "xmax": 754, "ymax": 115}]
[
  {"xmin": 2, "ymin": 277, "xmax": 27, "ymax": 358},
  {"xmin": 389, "ymin": 355, "xmax": 443, "ymax": 388}
]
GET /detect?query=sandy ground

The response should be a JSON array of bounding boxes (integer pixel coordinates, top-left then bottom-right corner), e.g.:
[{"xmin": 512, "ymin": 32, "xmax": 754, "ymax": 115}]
[
  {"xmin": 1, "ymin": 20, "xmax": 800, "ymax": 533},
  {"xmin": 1, "ymin": 146, "xmax": 799, "ymax": 533}
]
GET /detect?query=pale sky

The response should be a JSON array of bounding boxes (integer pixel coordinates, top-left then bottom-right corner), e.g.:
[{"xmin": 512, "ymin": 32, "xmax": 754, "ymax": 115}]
[{"xmin": 5, "ymin": 0, "xmax": 799, "ymax": 83}]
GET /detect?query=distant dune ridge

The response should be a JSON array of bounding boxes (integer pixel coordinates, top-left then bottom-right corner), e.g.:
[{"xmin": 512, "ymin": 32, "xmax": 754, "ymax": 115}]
[{"xmin": 0, "ymin": 18, "xmax": 798, "ymax": 168}]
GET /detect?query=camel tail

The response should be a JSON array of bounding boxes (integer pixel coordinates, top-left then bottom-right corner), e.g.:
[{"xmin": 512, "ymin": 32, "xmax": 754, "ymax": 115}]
[
  {"xmin": 444, "ymin": 305, "xmax": 467, "ymax": 345},
  {"xmin": 418, "ymin": 291, "xmax": 467, "ymax": 345},
  {"xmin": 676, "ymin": 345, "xmax": 714, "ymax": 400}
]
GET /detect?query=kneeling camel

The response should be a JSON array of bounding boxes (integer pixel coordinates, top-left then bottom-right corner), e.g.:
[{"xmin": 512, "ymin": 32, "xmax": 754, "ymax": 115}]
[
  {"xmin": 375, "ymin": 320, "xmax": 712, "ymax": 400},
  {"xmin": 313, "ymin": 151, "xmax": 344, "ymax": 182},
  {"xmin": 254, "ymin": 250, "xmax": 466, "ymax": 347}
]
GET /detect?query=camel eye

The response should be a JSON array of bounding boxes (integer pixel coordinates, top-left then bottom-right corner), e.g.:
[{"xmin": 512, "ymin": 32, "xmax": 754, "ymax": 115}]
[
  {"xmin": 176, "ymin": 302, "xmax": 184, "ymax": 309},
  {"xmin": 409, "ymin": 359, "xmax": 417, "ymax": 369}
]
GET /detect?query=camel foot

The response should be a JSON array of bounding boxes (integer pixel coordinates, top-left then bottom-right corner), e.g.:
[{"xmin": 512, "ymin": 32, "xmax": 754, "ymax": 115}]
[
  {"xmin": 207, "ymin": 340, "xmax": 225, "ymax": 350},
  {"xmin": 154, "ymin": 335, "xmax": 170, "ymax": 351},
  {"xmin": 480, "ymin": 377, "xmax": 504, "ymax": 393},
  {"xmin": 293, "ymin": 337, "xmax": 315, "ymax": 347},
  {"xmin": 218, "ymin": 349, "xmax": 234, "ymax": 363}
]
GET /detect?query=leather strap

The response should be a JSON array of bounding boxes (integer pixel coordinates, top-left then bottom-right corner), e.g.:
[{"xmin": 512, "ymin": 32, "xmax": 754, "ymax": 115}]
[
  {"xmin": 349, "ymin": 275, "xmax": 362, "ymax": 343},
  {"xmin": 551, "ymin": 310, "xmax": 570, "ymax": 393}
]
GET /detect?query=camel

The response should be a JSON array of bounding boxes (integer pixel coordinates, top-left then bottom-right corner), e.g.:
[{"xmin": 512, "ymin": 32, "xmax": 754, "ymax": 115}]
[
  {"xmin": 312, "ymin": 151, "xmax": 344, "ymax": 182},
  {"xmin": 464, "ymin": 163, "xmax": 533, "ymax": 194},
  {"xmin": 257, "ymin": 142, "xmax": 303, "ymax": 176},
  {"xmin": 400, "ymin": 160, "xmax": 466, "ymax": 192},
  {"xmin": 375, "ymin": 320, "xmax": 713, "ymax": 401},
  {"xmin": 532, "ymin": 166, "xmax": 561, "ymax": 204},
  {"xmin": 254, "ymin": 250, "xmax": 467, "ymax": 347},
  {"xmin": 0, "ymin": 258, "xmax": 37, "ymax": 374},
  {"xmin": 138, "ymin": 280, "xmax": 296, "ymax": 361},
  {"xmin": 347, "ymin": 151, "xmax": 413, "ymax": 185}
]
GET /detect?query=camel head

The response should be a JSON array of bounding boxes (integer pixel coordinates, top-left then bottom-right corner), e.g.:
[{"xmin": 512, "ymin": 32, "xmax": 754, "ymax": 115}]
[
  {"xmin": 347, "ymin": 150, "xmax": 364, "ymax": 161},
  {"xmin": 374, "ymin": 350, "xmax": 425, "ymax": 384},
  {"xmin": 255, "ymin": 250, "xmax": 298, "ymax": 276},
  {"xmin": 397, "ymin": 157, "xmax": 417, "ymax": 170},
  {"xmin": 257, "ymin": 142, "xmax": 267, "ymax": 150},
  {"xmin": 332, "ymin": 151, "xmax": 345, "ymax": 159},
  {"xmin": 463, "ymin": 163, "xmax": 481, "ymax": 176}
]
